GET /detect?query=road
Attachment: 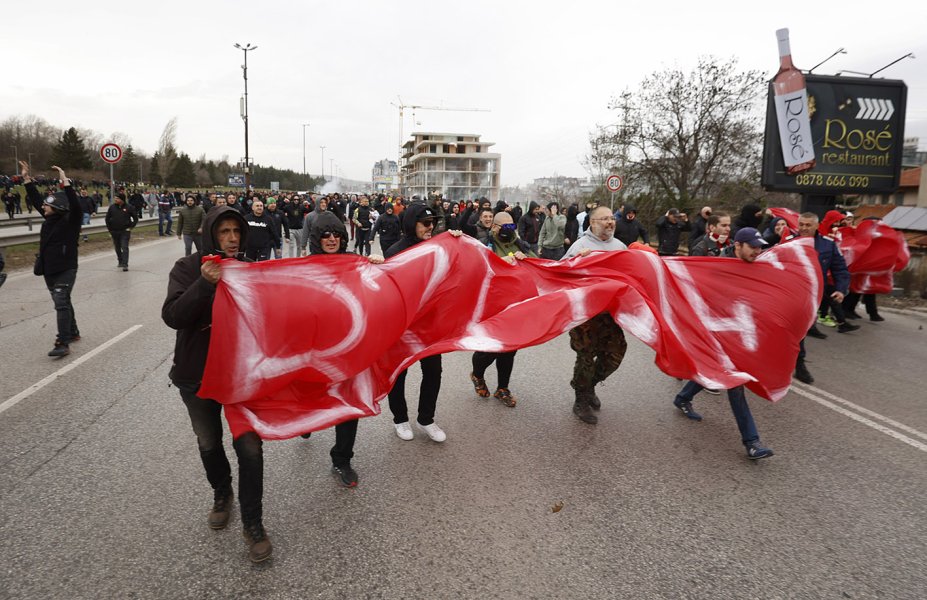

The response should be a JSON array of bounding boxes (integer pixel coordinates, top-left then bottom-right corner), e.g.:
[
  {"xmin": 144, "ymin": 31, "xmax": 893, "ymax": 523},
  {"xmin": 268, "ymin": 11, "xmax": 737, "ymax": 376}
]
[{"xmin": 0, "ymin": 239, "xmax": 925, "ymax": 599}]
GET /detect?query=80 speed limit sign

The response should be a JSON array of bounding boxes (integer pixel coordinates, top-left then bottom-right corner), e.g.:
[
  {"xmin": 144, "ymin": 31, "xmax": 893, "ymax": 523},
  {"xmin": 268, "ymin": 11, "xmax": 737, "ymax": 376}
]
[
  {"xmin": 606, "ymin": 175, "xmax": 622, "ymax": 192},
  {"xmin": 100, "ymin": 143, "xmax": 123, "ymax": 164}
]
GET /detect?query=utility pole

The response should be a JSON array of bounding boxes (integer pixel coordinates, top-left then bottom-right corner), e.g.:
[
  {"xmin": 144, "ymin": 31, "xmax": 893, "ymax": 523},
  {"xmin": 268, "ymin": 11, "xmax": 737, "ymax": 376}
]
[
  {"xmin": 234, "ymin": 42, "xmax": 258, "ymax": 192},
  {"xmin": 302, "ymin": 123, "xmax": 310, "ymax": 190},
  {"xmin": 330, "ymin": 159, "xmax": 334, "ymax": 183},
  {"xmin": 319, "ymin": 146, "xmax": 326, "ymax": 182},
  {"xmin": 10, "ymin": 145, "xmax": 18, "ymax": 175}
]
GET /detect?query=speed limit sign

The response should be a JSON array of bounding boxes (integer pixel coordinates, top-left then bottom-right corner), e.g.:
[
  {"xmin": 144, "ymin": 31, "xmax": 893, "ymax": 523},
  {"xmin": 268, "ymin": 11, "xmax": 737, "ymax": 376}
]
[
  {"xmin": 606, "ymin": 175, "xmax": 622, "ymax": 192},
  {"xmin": 100, "ymin": 143, "xmax": 123, "ymax": 164}
]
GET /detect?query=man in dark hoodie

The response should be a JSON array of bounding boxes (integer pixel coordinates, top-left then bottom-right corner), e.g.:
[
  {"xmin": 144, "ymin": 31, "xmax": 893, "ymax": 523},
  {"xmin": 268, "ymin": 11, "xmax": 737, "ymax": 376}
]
[
  {"xmin": 732, "ymin": 203, "xmax": 772, "ymax": 236},
  {"xmin": 612, "ymin": 204, "xmax": 649, "ymax": 247},
  {"xmin": 304, "ymin": 209, "xmax": 385, "ymax": 487},
  {"xmin": 655, "ymin": 208, "xmax": 690, "ymax": 256},
  {"xmin": 243, "ymin": 199, "xmax": 279, "ymax": 262},
  {"xmin": 369, "ymin": 202, "xmax": 402, "ymax": 254},
  {"xmin": 105, "ymin": 192, "xmax": 139, "ymax": 271},
  {"xmin": 385, "ymin": 205, "xmax": 460, "ymax": 442},
  {"xmin": 516, "ymin": 201, "xmax": 542, "ymax": 254},
  {"xmin": 162, "ymin": 206, "xmax": 272, "ymax": 563},
  {"xmin": 352, "ymin": 195, "xmax": 373, "ymax": 256},
  {"xmin": 23, "ymin": 162, "xmax": 82, "ymax": 357}
]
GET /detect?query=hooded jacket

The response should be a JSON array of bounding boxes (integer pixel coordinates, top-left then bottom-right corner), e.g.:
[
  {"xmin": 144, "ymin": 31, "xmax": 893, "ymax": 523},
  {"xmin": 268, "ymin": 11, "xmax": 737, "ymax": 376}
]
[
  {"xmin": 371, "ymin": 206, "xmax": 402, "ymax": 245},
  {"xmin": 162, "ymin": 206, "xmax": 250, "ymax": 386},
  {"xmin": 384, "ymin": 203, "xmax": 433, "ymax": 259},
  {"xmin": 613, "ymin": 205, "xmax": 649, "ymax": 246},
  {"xmin": 562, "ymin": 227, "xmax": 628, "ymax": 259},
  {"xmin": 564, "ymin": 204, "xmax": 580, "ymax": 247},
  {"xmin": 538, "ymin": 211, "xmax": 566, "ymax": 249},
  {"xmin": 308, "ymin": 211, "xmax": 349, "ymax": 255},
  {"xmin": 26, "ymin": 182, "xmax": 82, "ymax": 276},
  {"xmin": 517, "ymin": 201, "xmax": 542, "ymax": 245},
  {"xmin": 733, "ymin": 203, "xmax": 770, "ymax": 235}
]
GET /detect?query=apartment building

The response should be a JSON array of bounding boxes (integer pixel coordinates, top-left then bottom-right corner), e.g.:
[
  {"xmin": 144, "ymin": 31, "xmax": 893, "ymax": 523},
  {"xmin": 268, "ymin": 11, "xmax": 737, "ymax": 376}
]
[{"xmin": 400, "ymin": 132, "xmax": 501, "ymax": 202}]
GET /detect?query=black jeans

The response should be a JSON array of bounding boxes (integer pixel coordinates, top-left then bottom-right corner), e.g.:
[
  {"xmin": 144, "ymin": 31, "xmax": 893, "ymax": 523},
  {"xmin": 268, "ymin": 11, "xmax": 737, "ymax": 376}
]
[
  {"xmin": 44, "ymin": 268, "xmax": 79, "ymax": 344},
  {"xmin": 843, "ymin": 292, "xmax": 878, "ymax": 316},
  {"xmin": 472, "ymin": 350, "xmax": 517, "ymax": 389},
  {"xmin": 330, "ymin": 419, "xmax": 359, "ymax": 468},
  {"xmin": 356, "ymin": 228, "xmax": 371, "ymax": 256},
  {"xmin": 177, "ymin": 383, "xmax": 264, "ymax": 525},
  {"xmin": 388, "ymin": 354, "xmax": 442, "ymax": 426},
  {"xmin": 819, "ymin": 285, "xmax": 847, "ymax": 323},
  {"xmin": 110, "ymin": 230, "xmax": 131, "ymax": 266}
]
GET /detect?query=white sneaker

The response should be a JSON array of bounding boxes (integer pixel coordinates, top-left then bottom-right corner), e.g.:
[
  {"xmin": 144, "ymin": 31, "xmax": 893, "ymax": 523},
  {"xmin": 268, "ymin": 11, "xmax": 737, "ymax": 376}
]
[
  {"xmin": 415, "ymin": 421, "xmax": 447, "ymax": 443},
  {"xmin": 394, "ymin": 421, "xmax": 413, "ymax": 441}
]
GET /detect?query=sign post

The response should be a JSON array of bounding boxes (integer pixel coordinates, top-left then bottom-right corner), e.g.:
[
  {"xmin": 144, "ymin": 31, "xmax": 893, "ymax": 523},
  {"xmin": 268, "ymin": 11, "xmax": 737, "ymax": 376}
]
[
  {"xmin": 100, "ymin": 143, "xmax": 123, "ymax": 206},
  {"xmin": 606, "ymin": 174, "xmax": 623, "ymax": 210}
]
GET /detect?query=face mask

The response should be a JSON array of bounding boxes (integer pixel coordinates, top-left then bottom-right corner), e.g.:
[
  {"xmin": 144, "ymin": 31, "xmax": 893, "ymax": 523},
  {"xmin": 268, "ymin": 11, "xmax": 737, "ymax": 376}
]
[{"xmin": 497, "ymin": 228, "xmax": 515, "ymax": 243}]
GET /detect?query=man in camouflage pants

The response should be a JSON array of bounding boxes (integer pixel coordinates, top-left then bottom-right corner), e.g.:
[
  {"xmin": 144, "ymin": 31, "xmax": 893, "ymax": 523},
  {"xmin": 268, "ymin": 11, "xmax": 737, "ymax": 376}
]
[{"xmin": 561, "ymin": 205, "xmax": 629, "ymax": 424}]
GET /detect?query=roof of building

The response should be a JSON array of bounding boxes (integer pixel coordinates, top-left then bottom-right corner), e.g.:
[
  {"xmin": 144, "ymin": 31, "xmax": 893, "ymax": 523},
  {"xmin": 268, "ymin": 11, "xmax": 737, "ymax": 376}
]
[
  {"xmin": 899, "ymin": 167, "xmax": 921, "ymax": 187},
  {"xmin": 882, "ymin": 206, "xmax": 927, "ymax": 231}
]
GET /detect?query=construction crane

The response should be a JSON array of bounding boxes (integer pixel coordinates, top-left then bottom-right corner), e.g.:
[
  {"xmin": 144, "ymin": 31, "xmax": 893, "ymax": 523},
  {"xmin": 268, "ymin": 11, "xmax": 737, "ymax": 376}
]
[{"xmin": 390, "ymin": 97, "xmax": 490, "ymax": 164}]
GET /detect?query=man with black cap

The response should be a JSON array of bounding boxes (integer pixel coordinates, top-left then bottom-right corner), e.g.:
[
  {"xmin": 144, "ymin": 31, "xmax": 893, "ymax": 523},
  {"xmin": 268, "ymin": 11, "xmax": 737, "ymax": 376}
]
[
  {"xmin": 670, "ymin": 227, "xmax": 775, "ymax": 460},
  {"xmin": 162, "ymin": 205, "xmax": 272, "ymax": 563},
  {"xmin": 384, "ymin": 204, "xmax": 460, "ymax": 442},
  {"xmin": 22, "ymin": 162, "xmax": 83, "ymax": 357},
  {"xmin": 105, "ymin": 191, "xmax": 139, "ymax": 271}
]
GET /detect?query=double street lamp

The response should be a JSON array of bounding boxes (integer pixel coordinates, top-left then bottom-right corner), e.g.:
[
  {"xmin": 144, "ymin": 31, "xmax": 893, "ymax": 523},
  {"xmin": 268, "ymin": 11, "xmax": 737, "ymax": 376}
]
[{"xmin": 234, "ymin": 42, "xmax": 258, "ymax": 191}]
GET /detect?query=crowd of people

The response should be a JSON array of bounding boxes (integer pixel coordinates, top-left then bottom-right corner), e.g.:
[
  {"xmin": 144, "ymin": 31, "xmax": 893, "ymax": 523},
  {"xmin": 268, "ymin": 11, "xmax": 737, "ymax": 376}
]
[{"xmin": 10, "ymin": 160, "xmax": 892, "ymax": 563}]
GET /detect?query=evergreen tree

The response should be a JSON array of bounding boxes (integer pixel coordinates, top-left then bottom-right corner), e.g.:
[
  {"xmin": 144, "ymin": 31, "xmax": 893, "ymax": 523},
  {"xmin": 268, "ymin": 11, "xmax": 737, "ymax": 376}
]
[
  {"xmin": 51, "ymin": 127, "xmax": 92, "ymax": 170},
  {"xmin": 118, "ymin": 145, "xmax": 140, "ymax": 183},
  {"xmin": 167, "ymin": 153, "xmax": 196, "ymax": 187},
  {"xmin": 149, "ymin": 153, "xmax": 163, "ymax": 186}
]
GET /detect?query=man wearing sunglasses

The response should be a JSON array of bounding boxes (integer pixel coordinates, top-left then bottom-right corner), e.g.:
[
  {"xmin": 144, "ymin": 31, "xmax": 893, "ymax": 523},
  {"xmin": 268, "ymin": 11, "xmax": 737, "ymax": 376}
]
[{"xmin": 561, "ymin": 206, "xmax": 629, "ymax": 424}]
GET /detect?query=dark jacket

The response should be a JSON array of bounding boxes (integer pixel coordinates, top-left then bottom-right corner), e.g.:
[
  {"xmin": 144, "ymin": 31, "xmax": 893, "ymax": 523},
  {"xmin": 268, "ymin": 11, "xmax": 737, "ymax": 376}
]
[
  {"xmin": 244, "ymin": 211, "xmax": 279, "ymax": 251},
  {"xmin": 690, "ymin": 233, "xmax": 731, "ymax": 257},
  {"xmin": 613, "ymin": 206, "xmax": 649, "ymax": 246},
  {"xmin": 308, "ymin": 211, "xmax": 349, "ymax": 255},
  {"xmin": 78, "ymin": 194, "xmax": 96, "ymax": 215},
  {"xmin": 283, "ymin": 201, "xmax": 305, "ymax": 231},
  {"xmin": 176, "ymin": 204, "xmax": 206, "ymax": 236},
  {"xmin": 162, "ymin": 206, "xmax": 250, "ymax": 386},
  {"xmin": 267, "ymin": 208, "xmax": 288, "ymax": 242},
  {"xmin": 655, "ymin": 214, "xmax": 690, "ymax": 255},
  {"xmin": 385, "ymin": 203, "xmax": 432, "ymax": 259},
  {"xmin": 733, "ymin": 204, "xmax": 771, "ymax": 236},
  {"xmin": 26, "ymin": 182, "xmax": 82, "ymax": 276},
  {"xmin": 564, "ymin": 205, "xmax": 580, "ymax": 248},
  {"xmin": 517, "ymin": 201, "xmax": 542, "ymax": 244},
  {"xmin": 353, "ymin": 205, "xmax": 372, "ymax": 230},
  {"xmin": 689, "ymin": 214, "xmax": 708, "ymax": 250},
  {"xmin": 371, "ymin": 210, "xmax": 401, "ymax": 245},
  {"xmin": 105, "ymin": 202, "xmax": 139, "ymax": 233},
  {"xmin": 813, "ymin": 233, "xmax": 850, "ymax": 294}
]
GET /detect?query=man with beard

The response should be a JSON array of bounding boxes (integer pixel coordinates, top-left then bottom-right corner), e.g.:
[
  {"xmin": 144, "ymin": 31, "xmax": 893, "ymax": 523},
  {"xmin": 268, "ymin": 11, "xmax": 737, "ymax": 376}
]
[
  {"xmin": 162, "ymin": 206, "xmax": 272, "ymax": 563},
  {"xmin": 670, "ymin": 227, "xmax": 775, "ymax": 460},
  {"xmin": 469, "ymin": 212, "xmax": 536, "ymax": 407},
  {"xmin": 561, "ymin": 206, "xmax": 628, "ymax": 424},
  {"xmin": 243, "ymin": 199, "xmax": 278, "ymax": 262},
  {"xmin": 369, "ymin": 201, "xmax": 401, "ymax": 255}
]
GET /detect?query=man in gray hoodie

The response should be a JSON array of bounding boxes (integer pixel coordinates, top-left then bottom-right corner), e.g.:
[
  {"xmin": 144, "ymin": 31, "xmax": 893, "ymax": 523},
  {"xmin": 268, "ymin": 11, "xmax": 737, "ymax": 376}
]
[
  {"xmin": 561, "ymin": 206, "xmax": 628, "ymax": 424},
  {"xmin": 538, "ymin": 202, "xmax": 567, "ymax": 259}
]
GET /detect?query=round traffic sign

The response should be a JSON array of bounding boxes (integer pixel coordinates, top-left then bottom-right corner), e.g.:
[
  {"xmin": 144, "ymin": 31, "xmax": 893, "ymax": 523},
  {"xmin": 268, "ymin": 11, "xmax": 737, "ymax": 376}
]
[
  {"xmin": 606, "ymin": 175, "xmax": 623, "ymax": 192},
  {"xmin": 100, "ymin": 143, "xmax": 123, "ymax": 164}
]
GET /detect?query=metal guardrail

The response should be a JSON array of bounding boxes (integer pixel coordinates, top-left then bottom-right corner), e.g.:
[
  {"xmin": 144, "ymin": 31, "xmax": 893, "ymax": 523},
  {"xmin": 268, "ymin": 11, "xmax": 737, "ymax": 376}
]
[{"xmin": 0, "ymin": 214, "xmax": 167, "ymax": 248}]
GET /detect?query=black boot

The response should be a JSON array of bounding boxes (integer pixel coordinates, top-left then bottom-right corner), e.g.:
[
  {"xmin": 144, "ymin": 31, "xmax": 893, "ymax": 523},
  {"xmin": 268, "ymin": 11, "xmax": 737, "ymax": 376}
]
[
  {"xmin": 572, "ymin": 391, "xmax": 598, "ymax": 424},
  {"xmin": 794, "ymin": 360, "xmax": 814, "ymax": 384}
]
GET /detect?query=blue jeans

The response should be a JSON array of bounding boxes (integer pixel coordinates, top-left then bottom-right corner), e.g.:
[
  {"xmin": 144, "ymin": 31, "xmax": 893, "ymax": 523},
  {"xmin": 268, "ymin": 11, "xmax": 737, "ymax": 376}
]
[
  {"xmin": 675, "ymin": 381, "xmax": 759, "ymax": 445},
  {"xmin": 177, "ymin": 382, "xmax": 264, "ymax": 524},
  {"xmin": 158, "ymin": 211, "xmax": 173, "ymax": 235}
]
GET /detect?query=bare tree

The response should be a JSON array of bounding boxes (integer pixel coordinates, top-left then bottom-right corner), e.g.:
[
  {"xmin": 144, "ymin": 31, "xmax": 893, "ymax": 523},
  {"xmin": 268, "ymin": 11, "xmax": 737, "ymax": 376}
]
[
  {"xmin": 589, "ymin": 56, "xmax": 766, "ymax": 212},
  {"xmin": 157, "ymin": 117, "xmax": 179, "ymax": 185}
]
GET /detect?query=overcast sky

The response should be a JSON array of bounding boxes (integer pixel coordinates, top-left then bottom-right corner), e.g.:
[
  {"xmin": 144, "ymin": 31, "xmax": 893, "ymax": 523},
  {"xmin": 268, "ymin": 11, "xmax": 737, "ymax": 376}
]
[{"xmin": 4, "ymin": 1, "xmax": 925, "ymax": 186}]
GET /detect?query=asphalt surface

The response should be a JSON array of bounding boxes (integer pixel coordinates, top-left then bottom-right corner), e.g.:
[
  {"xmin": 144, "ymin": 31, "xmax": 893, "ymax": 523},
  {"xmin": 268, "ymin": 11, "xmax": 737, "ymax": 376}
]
[{"xmin": 0, "ymin": 238, "xmax": 925, "ymax": 599}]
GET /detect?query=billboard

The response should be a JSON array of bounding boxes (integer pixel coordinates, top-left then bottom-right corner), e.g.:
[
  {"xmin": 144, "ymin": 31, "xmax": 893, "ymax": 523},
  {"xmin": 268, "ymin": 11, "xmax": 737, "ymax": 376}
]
[
  {"xmin": 762, "ymin": 75, "xmax": 907, "ymax": 195},
  {"xmin": 228, "ymin": 174, "xmax": 245, "ymax": 187}
]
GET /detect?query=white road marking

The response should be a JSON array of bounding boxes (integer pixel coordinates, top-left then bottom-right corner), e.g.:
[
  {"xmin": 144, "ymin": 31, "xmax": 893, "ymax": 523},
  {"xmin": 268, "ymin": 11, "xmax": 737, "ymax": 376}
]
[
  {"xmin": 0, "ymin": 324, "xmax": 143, "ymax": 416},
  {"xmin": 790, "ymin": 383, "xmax": 927, "ymax": 453},
  {"xmin": 4, "ymin": 238, "xmax": 173, "ymax": 282}
]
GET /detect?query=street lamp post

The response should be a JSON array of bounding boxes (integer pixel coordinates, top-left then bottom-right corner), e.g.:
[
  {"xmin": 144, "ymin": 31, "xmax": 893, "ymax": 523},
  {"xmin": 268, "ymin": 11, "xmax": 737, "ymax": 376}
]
[
  {"xmin": 330, "ymin": 159, "xmax": 334, "ymax": 184},
  {"xmin": 319, "ymin": 146, "xmax": 326, "ymax": 182},
  {"xmin": 302, "ymin": 123, "xmax": 310, "ymax": 190},
  {"xmin": 234, "ymin": 42, "xmax": 258, "ymax": 192}
]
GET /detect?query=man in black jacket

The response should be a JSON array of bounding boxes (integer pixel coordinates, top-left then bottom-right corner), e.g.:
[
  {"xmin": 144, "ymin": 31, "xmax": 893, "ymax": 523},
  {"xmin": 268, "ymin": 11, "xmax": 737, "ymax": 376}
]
[
  {"xmin": 23, "ymin": 162, "xmax": 82, "ymax": 357},
  {"xmin": 655, "ymin": 208, "xmax": 690, "ymax": 256},
  {"xmin": 265, "ymin": 199, "xmax": 288, "ymax": 259},
  {"xmin": 385, "ymin": 205, "xmax": 457, "ymax": 443},
  {"xmin": 369, "ymin": 202, "xmax": 401, "ymax": 254},
  {"xmin": 105, "ymin": 193, "xmax": 138, "ymax": 271},
  {"xmin": 243, "ymin": 199, "xmax": 279, "ymax": 261},
  {"xmin": 613, "ymin": 204, "xmax": 649, "ymax": 247},
  {"xmin": 517, "ymin": 201, "xmax": 543, "ymax": 254},
  {"xmin": 161, "ymin": 206, "xmax": 271, "ymax": 563}
]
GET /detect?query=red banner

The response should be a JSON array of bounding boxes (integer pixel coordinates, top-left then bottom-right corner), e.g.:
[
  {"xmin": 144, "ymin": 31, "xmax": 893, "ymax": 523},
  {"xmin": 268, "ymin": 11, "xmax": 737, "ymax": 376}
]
[
  {"xmin": 198, "ymin": 235, "xmax": 822, "ymax": 440},
  {"xmin": 838, "ymin": 220, "xmax": 910, "ymax": 294}
]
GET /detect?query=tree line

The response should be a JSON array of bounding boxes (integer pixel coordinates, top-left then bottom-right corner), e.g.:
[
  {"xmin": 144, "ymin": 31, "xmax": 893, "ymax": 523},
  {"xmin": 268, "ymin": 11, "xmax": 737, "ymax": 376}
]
[{"xmin": 0, "ymin": 115, "xmax": 325, "ymax": 191}]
